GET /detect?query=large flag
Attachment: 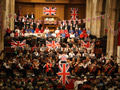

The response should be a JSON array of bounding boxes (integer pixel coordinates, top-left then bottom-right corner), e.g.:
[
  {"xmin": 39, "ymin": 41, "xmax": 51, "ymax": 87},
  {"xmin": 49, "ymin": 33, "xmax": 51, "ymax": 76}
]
[
  {"xmin": 46, "ymin": 40, "xmax": 60, "ymax": 48},
  {"xmin": 71, "ymin": 8, "xmax": 78, "ymax": 20},
  {"xmin": 81, "ymin": 40, "xmax": 90, "ymax": 48},
  {"xmin": 43, "ymin": 7, "xmax": 56, "ymax": 15},
  {"xmin": 11, "ymin": 40, "xmax": 26, "ymax": 48},
  {"xmin": 58, "ymin": 63, "xmax": 70, "ymax": 84}
]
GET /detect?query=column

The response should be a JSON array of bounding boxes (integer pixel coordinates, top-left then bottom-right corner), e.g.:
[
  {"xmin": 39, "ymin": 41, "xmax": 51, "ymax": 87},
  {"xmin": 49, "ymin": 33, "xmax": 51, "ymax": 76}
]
[
  {"xmin": 106, "ymin": 0, "xmax": 117, "ymax": 58},
  {"xmin": 86, "ymin": 0, "xmax": 91, "ymax": 29},
  {"xmin": 10, "ymin": 0, "xmax": 15, "ymax": 30},
  {"xmin": 0, "ymin": 0, "xmax": 6, "ymax": 59}
]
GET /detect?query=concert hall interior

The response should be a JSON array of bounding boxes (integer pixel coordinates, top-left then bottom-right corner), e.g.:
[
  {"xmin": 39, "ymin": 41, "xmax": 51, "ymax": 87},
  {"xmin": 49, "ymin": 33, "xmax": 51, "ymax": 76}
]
[{"xmin": 0, "ymin": 0, "xmax": 120, "ymax": 90}]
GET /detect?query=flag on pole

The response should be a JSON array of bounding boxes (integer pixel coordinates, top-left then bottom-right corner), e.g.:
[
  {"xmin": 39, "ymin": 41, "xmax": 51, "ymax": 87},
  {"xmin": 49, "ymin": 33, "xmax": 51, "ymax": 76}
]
[
  {"xmin": 78, "ymin": 19, "xmax": 81, "ymax": 24},
  {"xmin": 83, "ymin": 19, "xmax": 86, "ymax": 23}
]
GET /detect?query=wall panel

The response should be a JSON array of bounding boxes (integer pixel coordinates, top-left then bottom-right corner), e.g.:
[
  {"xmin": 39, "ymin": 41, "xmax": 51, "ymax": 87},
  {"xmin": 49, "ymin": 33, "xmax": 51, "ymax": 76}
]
[{"xmin": 15, "ymin": 3, "xmax": 85, "ymax": 20}]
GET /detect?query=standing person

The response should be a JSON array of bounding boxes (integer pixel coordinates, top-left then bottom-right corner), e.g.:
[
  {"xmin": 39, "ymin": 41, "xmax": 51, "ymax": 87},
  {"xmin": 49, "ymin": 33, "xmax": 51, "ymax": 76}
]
[
  {"xmin": 25, "ymin": 12, "xmax": 29, "ymax": 19},
  {"xmin": 30, "ymin": 12, "xmax": 35, "ymax": 19}
]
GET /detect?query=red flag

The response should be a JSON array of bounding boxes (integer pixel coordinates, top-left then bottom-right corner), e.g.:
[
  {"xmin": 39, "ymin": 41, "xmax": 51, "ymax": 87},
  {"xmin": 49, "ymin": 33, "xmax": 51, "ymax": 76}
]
[
  {"xmin": 19, "ymin": 16, "xmax": 21, "ymax": 21},
  {"xmin": 78, "ymin": 19, "xmax": 81, "ymax": 24},
  {"xmin": 34, "ymin": 19, "xmax": 36, "ymax": 23},
  {"xmin": 9, "ymin": 14, "xmax": 12, "ymax": 18},
  {"xmin": 63, "ymin": 20, "xmax": 66, "ymax": 25},
  {"xmin": 102, "ymin": 15, "xmax": 105, "ymax": 19},
  {"xmin": 88, "ymin": 18, "xmax": 90, "ymax": 22},
  {"xmin": 83, "ymin": 19, "xmax": 86, "ymax": 23},
  {"xmin": 38, "ymin": 20, "xmax": 41, "ymax": 24},
  {"xmin": 97, "ymin": 16, "xmax": 101, "ymax": 20},
  {"xmin": 118, "ymin": 22, "xmax": 120, "ymax": 46},
  {"xmin": 59, "ymin": 21, "xmax": 61, "ymax": 25},
  {"xmin": 44, "ymin": 20, "xmax": 47, "ymax": 24},
  {"xmin": 54, "ymin": 20, "xmax": 57, "ymax": 25},
  {"xmin": 68, "ymin": 20, "xmax": 71, "ymax": 25},
  {"xmin": 93, "ymin": 18, "xmax": 96, "ymax": 21},
  {"xmin": 73, "ymin": 20, "xmax": 76, "ymax": 24},
  {"xmin": 49, "ymin": 21, "xmax": 52, "ymax": 24}
]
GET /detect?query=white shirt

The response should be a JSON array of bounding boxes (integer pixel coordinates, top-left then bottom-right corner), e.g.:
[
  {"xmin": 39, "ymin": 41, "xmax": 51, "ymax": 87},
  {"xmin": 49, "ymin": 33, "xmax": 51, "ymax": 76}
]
[
  {"xmin": 51, "ymin": 33, "xmax": 56, "ymax": 37},
  {"xmin": 15, "ymin": 29, "xmax": 20, "ymax": 34},
  {"xmin": 70, "ymin": 34, "xmax": 75, "ymax": 38},
  {"xmin": 24, "ymin": 33, "xmax": 29, "ymax": 37},
  {"xmin": 44, "ymin": 29, "xmax": 49, "ymax": 34},
  {"xmin": 69, "ymin": 52, "xmax": 75, "ymax": 58},
  {"xmin": 10, "ymin": 33, "xmax": 14, "ymax": 38},
  {"xmin": 55, "ymin": 30, "xmax": 60, "ymax": 34}
]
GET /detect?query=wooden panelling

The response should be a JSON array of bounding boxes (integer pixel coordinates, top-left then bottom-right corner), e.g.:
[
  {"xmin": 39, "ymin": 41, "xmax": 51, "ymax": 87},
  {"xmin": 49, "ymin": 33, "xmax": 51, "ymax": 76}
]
[
  {"xmin": 15, "ymin": 2, "xmax": 86, "ymax": 20},
  {"xmin": 64, "ymin": 5, "xmax": 86, "ymax": 20},
  {"xmin": 15, "ymin": 3, "xmax": 35, "ymax": 16},
  {"xmin": 15, "ymin": 0, "xmax": 69, "ymax": 4},
  {"xmin": 69, "ymin": 0, "xmax": 86, "ymax": 4}
]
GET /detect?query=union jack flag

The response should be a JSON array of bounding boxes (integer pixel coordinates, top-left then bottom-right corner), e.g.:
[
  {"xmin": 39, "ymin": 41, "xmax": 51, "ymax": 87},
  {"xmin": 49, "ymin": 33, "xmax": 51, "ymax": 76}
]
[
  {"xmin": 46, "ymin": 40, "xmax": 60, "ymax": 48},
  {"xmin": 81, "ymin": 40, "xmax": 90, "ymax": 48},
  {"xmin": 11, "ymin": 40, "xmax": 26, "ymax": 48},
  {"xmin": 58, "ymin": 63, "xmax": 70, "ymax": 84},
  {"xmin": 60, "ymin": 54, "xmax": 67, "ymax": 61},
  {"xmin": 71, "ymin": 8, "xmax": 78, "ymax": 20},
  {"xmin": 43, "ymin": 7, "xmax": 56, "ymax": 15}
]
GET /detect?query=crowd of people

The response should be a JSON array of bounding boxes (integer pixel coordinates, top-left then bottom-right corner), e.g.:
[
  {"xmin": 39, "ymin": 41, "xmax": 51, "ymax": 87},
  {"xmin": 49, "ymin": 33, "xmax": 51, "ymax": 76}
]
[{"xmin": 1, "ymin": 12, "xmax": 119, "ymax": 90}]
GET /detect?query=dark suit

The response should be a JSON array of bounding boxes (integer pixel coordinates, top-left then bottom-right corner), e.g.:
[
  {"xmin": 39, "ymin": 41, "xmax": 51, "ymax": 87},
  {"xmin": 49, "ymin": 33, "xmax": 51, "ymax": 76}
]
[
  {"xmin": 30, "ymin": 14, "xmax": 35, "ymax": 19},
  {"xmin": 25, "ymin": 14, "xmax": 30, "ymax": 19}
]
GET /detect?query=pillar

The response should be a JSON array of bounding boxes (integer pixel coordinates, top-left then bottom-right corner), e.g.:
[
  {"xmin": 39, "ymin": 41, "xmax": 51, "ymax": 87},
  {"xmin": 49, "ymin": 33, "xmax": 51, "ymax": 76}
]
[
  {"xmin": 106, "ymin": 0, "xmax": 117, "ymax": 58},
  {"xmin": 0, "ymin": 0, "xmax": 6, "ymax": 59},
  {"xmin": 86, "ymin": 0, "xmax": 104, "ymax": 38},
  {"xmin": 10, "ymin": 0, "xmax": 15, "ymax": 30}
]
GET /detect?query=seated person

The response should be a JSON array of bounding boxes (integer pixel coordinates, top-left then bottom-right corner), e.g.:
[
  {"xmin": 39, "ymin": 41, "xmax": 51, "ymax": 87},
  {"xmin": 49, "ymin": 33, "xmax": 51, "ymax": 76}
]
[
  {"xmin": 78, "ymin": 28, "xmax": 82, "ymax": 35},
  {"xmin": 69, "ymin": 27, "xmax": 74, "ymax": 34},
  {"xmin": 29, "ymin": 26, "xmax": 34, "ymax": 33},
  {"xmin": 80, "ymin": 32, "xmax": 84, "ymax": 39},
  {"xmin": 40, "ymin": 27, "xmax": 44, "ymax": 33},
  {"xmin": 75, "ymin": 31, "xmax": 79, "ymax": 39},
  {"xmin": 10, "ymin": 31, "xmax": 14, "ymax": 38},
  {"xmin": 82, "ymin": 28, "xmax": 86, "ymax": 34},
  {"xmin": 24, "ymin": 31, "xmax": 29, "ymax": 37},
  {"xmin": 44, "ymin": 27, "xmax": 49, "ymax": 34},
  {"xmin": 14, "ymin": 31, "xmax": 19, "ymax": 37},
  {"xmin": 87, "ymin": 28, "xmax": 91, "ymax": 35},
  {"xmin": 35, "ymin": 27, "xmax": 40, "ymax": 33},
  {"xmin": 64, "ymin": 27, "xmax": 68, "ymax": 34},
  {"xmin": 25, "ymin": 26, "xmax": 30, "ymax": 33}
]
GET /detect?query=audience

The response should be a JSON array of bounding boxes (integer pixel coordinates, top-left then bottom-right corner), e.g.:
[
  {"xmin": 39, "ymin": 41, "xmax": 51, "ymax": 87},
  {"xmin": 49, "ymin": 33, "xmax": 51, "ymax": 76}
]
[{"xmin": 1, "ymin": 13, "xmax": 120, "ymax": 90}]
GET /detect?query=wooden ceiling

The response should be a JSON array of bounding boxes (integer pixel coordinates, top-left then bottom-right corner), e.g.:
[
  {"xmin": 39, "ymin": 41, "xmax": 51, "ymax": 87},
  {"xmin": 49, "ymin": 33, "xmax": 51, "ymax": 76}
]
[{"xmin": 15, "ymin": 0, "xmax": 86, "ymax": 4}]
